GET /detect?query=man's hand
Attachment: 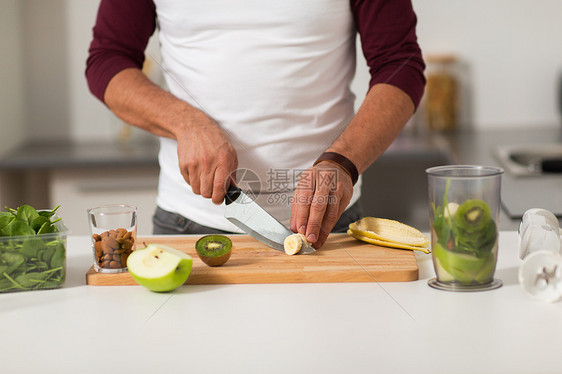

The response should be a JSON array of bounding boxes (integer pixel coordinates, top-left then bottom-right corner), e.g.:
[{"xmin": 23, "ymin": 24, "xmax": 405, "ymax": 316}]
[
  {"xmin": 288, "ymin": 83, "xmax": 416, "ymax": 248},
  {"xmin": 104, "ymin": 68, "xmax": 238, "ymax": 205},
  {"xmin": 176, "ymin": 111, "xmax": 238, "ymax": 205},
  {"xmin": 290, "ymin": 162, "xmax": 353, "ymax": 249}
]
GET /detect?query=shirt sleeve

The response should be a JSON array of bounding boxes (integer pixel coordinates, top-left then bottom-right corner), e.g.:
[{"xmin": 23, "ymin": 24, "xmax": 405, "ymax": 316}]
[
  {"xmin": 85, "ymin": 0, "xmax": 157, "ymax": 103},
  {"xmin": 351, "ymin": 0, "xmax": 426, "ymax": 109}
]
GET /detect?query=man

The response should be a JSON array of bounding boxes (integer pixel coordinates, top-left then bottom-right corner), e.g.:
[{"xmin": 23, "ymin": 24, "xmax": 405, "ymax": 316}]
[{"xmin": 86, "ymin": 0, "xmax": 425, "ymax": 249}]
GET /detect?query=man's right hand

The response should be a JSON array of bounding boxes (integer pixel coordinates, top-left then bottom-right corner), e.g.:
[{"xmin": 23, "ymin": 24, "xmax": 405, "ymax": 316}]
[
  {"xmin": 104, "ymin": 69, "xmax": 238, "ymax": 205},
  {"xmin": 175, "ymin": 111, "xmax": 238, "ymax": 205}
]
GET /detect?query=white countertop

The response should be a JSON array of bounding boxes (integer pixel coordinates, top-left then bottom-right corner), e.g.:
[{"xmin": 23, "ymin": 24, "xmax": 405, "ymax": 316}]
[{"xmin": 1, "ymin": 232, "xmax": 561, "ymax": 374}]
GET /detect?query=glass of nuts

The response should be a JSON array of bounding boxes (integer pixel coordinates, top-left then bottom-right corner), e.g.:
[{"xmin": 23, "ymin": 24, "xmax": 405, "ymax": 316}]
[{"xmin": 87, "ymin": 204, "xmax": 137, "ymax": 273}]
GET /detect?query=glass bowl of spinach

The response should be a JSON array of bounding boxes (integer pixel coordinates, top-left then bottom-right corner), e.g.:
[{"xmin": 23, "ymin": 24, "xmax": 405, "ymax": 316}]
[{"xmin": 0, "ymin": 205, "xmax": 69, "ymax": 293}]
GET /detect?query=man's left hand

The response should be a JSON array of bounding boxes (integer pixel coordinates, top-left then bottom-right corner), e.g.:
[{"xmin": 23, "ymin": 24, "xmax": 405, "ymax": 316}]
[{"xmin": 290, "ymin": 161, "xmax": 353, "ymax": 249}]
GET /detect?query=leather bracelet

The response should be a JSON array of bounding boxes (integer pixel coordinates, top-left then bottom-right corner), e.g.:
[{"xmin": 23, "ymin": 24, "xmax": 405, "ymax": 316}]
[{"xmin": 313, "ymin": 152, "xmax": 359, "ymax": 185}]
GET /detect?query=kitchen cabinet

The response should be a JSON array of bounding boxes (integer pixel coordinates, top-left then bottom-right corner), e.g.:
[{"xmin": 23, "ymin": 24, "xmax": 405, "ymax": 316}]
[
  {"xmin": 50, "ymin": 167, "xmax": 158, "ymax": 235},
  {"xmin": 441, "ymin": 127, "xmax": 562, "ymax": 228},
  {"xmin": 2, "ymin": 128, "xmax": 560, "ymax": 235},
  {"xmin": 360, "ymin": 127, "xmax": 562, "ymax": 231},
  {"xmin": 361, "ymin": 135, "xmax": 451, "ymax": 231}
]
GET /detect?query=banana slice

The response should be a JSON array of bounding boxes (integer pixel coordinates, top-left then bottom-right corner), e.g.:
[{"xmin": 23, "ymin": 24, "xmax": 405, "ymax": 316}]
[
  {"xmin": 348, "ymin": 217, "xmax": 429, "ymax": 248},
  {"xmin": 444, "ymin": 202, "xmax": 460, "ymax": 219},
  {"xmin": 284, "ymin": 233, "xmax": 310, "ymax": 255}
]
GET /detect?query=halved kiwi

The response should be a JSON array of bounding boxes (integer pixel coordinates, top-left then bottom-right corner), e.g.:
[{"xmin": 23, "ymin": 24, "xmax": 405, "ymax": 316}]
[{"xmin": 195, "ymin": 235, "xmax": 232, "ymax": 267}]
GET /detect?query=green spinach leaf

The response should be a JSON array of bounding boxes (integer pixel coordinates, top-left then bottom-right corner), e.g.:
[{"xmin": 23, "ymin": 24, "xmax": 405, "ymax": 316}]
[
  {"xmin": 32, "ymin": 261, "xmax": 49, "ymax": 272},
  {"xmin": 15, "ymin": 272, "xmax": 51, "ymax": 288},
  {"xmin": 31, "ymin": 216, "xmax": 50, "ymax": 233},
  {"xmin": 38, "ymin": 205, "xmax": 61, "ymax": 219},
  {"xmin": 50, "ymin": 244, "xmax": 65, "ymax": 269},
  {"xmin": 21, "ymin": 237, "xmax": 46, "ymax": 258},
  {"xmin": 0, "ymin": 214, "xmax": 13, "ymax": 229},
  {"xmin": 4, "ymin": 220, "xmax": 35, "ymax": 237},
  {"xmin": 15, "ymin": 205, "xmax": 39, "ymax": 226},
  {"xmin": 1, "ymin": 251, "xmax": 25, "ymax": 274},
  {"xmin": 41, "ymin": 280, "xmax": 62, "ymax": 289},
  {"xmin": 37, "ymin": 221, "xmax": 55, "ymax": 234},
  {"xmin": 0, "ymin": 277, "xmax": 15, "ymax": 291},
  {"xmin": 0, "ymin": 215, "xmax": 13, "ymax": 237},
  {"xmin": 41, "ymin": 245, "xmax": 56, "ymax": 263}
]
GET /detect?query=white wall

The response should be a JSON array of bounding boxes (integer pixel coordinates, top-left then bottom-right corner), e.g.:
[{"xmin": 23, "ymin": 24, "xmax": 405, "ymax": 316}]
[
  {"xmin": 21, "ymin": 0, "xmax": 73, "ymax": 141},
  {"xmin": 414, "ymin": 0, "xmax": 562, "ymax": 129},
  {"xmin": 16, "ymin": 0, "xmax": 159, "ymax": 144},
  {"xmin": 0, "ymin": 0, "xmax": 25, "ymax": 155},
  {"xmin": 65, "ymin": 0, "xmax": 162, "ymax": 143},
  {"xmin": 9, "ymin": 0, "xmax": 562, "ymax": 146},
  {"xmin": 66, "ymin": 0, "xmax": 116, "ymax": 142}
]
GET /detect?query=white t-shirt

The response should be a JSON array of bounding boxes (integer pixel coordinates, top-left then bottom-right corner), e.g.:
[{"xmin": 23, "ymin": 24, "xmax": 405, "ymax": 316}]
[{"xmin": 154, "ymin": 0, "xmax": 362, "ymax": 231}]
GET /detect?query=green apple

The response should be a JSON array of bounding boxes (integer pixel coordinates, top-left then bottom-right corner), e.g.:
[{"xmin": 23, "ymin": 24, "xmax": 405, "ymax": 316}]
[{"xmin": 127, "ymin": 244, "xmax": 193, "ymax": 292}]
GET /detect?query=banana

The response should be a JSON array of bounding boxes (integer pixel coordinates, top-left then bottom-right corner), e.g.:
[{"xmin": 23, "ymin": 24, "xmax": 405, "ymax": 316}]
[
  {"xmin": 444, "ymin": 202, "xmax": 459, "ymax": 219},
  {"xmin": 347, "ymin": 229, "xmax": 431, "ymax": 254},
  {"xmin": 348, "ymin": 217, "xmax": 429, "ymax": 247},
  {"xmin": 283, "ymin": 233, "xmax": 310, "ymax": 255}
]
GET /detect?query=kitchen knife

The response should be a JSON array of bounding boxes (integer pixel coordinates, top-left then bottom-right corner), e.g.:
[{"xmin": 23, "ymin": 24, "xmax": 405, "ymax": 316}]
[{"xmin": 224, "ymin": 184, "xmax": 315, "ymax": 254}]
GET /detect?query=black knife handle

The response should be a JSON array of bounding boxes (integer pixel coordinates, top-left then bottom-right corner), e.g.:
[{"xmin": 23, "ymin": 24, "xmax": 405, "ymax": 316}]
[
  {"xmin": 541, "ymin": 158, "xmax": 562, "ymax": 173},
  {"xmin": 225, "ymin": 183, "xmax": 242, "ymax": 205}
]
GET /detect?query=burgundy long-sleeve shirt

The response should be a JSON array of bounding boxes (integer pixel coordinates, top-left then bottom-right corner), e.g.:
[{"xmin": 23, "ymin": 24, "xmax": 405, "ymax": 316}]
[
  {"xmin": 84, "ymin": 0, "xmax": 426, "ymax": 231},
  {"xmin": 86, "ymin": 0, "xmax": 425, "ymax": 107}
]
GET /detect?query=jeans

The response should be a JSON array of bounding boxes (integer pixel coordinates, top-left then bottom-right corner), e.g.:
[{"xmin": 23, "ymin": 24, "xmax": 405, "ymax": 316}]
[{"xmin": 152, "ymin": 202, "xmax": 363, "ymax": 235}]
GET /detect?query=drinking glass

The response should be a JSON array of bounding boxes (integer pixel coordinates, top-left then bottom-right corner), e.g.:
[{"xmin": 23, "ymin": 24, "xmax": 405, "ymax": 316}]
[{"xmin": 87, "ymin": 204, "xmax": 137, "ymax": 273}]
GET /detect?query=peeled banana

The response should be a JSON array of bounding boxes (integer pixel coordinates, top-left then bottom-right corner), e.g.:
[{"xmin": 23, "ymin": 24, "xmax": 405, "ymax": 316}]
[
  {"xmin": 283, "ymin": 233, "xmax": 310, "ymax": 255},
  {"xmin": 347, "ymin": 217, "xmax": 430, "ymax": 253}
]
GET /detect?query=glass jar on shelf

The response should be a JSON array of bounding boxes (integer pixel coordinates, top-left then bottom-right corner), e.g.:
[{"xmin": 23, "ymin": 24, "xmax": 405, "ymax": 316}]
[{"xmin": 424, "ymin": 54, "xmax": 459, "ymax": 132}]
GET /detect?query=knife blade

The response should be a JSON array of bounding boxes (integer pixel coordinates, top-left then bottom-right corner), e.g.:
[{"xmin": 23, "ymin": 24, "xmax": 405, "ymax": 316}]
[{"xmin": 224, "ymin": 184, "xmax": 315, "ymax": 254}]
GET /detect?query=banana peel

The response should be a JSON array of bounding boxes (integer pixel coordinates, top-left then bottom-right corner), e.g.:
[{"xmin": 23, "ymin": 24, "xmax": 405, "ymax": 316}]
[
  {"xmin": 347, "ymin": 230, "xmax": 431, "ymax": 254},
  {"xmin": 347, "ymin": 217, "xmax": 430, "ymax": 254}
]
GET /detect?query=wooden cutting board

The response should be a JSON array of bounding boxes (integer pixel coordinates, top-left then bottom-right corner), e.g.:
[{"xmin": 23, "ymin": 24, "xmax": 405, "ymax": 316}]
[{"xmin": 85, "ymin": 233, "xmax": 418, "ymax": 285}]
